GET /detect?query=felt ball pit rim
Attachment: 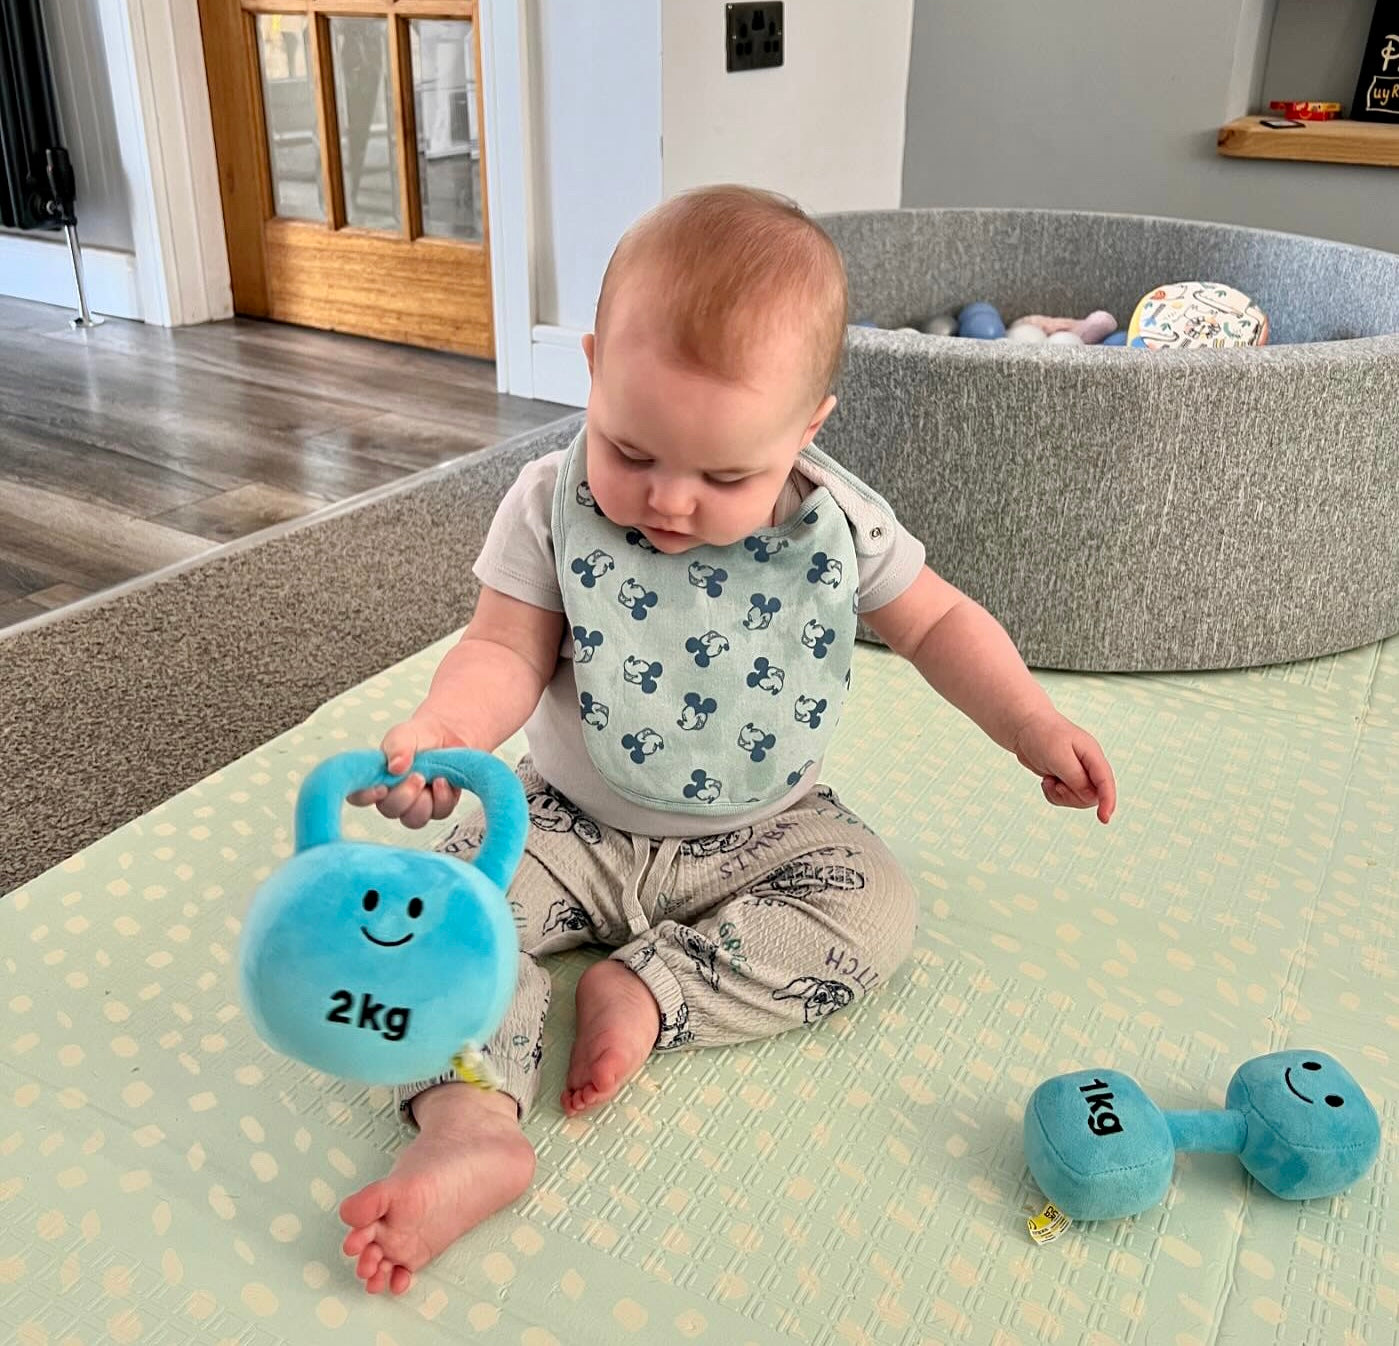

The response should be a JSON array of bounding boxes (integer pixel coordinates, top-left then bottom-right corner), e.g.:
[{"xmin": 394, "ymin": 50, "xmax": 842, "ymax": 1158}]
[
  {"xmin": 810, "ymin": 206, "xmax": 1399, "ymax": 671},
  {"xmin": 829, "ymin": 207, "xmax": 1399, "ymax": 359}
]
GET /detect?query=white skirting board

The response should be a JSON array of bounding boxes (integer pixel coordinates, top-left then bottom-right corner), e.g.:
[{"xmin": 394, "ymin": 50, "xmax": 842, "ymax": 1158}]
[
  {"xmin": 531, "ymin": 324, "xmax": 590, "ymax": 408},
  {"xmin": 0, "ymin": 232, "xmax": 142, "ymax": 320}
]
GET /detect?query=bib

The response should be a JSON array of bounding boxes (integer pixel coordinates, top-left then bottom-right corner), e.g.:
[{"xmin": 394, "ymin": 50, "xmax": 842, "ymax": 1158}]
[{"xmin": 554, "ymin": 433, "xmax": 860, "ymax": 815}]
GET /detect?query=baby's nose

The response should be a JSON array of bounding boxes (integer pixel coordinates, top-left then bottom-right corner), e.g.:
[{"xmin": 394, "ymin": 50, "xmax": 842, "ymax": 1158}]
[{"xmin": 647, "ymin": 475, "xmax": 697, "ymax": 518}]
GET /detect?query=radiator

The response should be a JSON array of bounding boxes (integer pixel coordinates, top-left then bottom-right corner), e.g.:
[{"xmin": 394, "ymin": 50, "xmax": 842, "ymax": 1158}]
[
  {"xmin": 0, "ymin": 0, "xmax": 74, "ymax": 231},
  {"xmin": 0, "ymin": 0, "xmax": 100, "ymax": 325}
]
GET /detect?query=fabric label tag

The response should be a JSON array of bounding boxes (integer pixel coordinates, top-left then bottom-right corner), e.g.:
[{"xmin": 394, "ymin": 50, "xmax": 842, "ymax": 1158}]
[
  {"xmin": 1027, "ymin": 1201, "xmax": 1072, "ymax": 1245},
  {"xmin": 451, "ymin": 1047, "xmax": 504, "ymax": 1092}
]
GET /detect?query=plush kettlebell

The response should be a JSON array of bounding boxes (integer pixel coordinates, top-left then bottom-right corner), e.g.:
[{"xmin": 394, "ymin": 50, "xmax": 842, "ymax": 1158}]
[
  {"xmin": 239, "ymin": 749, "xmax": 526, "ymax": 1085},
  {"xmin": 1024, "ymin": 1051, "xmax": 1380, "ymax": 1221}
]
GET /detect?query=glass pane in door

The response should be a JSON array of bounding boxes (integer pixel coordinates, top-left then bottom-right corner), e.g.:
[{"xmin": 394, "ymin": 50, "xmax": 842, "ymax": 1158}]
[
  {"xmin": 256, "ymin": 15, "xmax": 324, "ymax": 221},
  {"xmin": 410, "ymin": 20, "xmax": 484, "ymax": 242},
  {"xmin": 330, "ymin": 17, "xmax": 401, "ymax": 231}
]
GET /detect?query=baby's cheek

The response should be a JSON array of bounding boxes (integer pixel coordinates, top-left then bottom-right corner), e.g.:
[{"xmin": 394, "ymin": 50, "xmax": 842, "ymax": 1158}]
[{"xmin": 589, "ymin": 468, "xmax": 628, "ymax": 522}]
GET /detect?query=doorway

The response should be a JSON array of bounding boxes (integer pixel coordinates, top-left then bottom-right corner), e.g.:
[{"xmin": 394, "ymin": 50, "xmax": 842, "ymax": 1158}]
[{"xmin": 197, "ymin": 1, "xmax": 494, "ymax": 358}]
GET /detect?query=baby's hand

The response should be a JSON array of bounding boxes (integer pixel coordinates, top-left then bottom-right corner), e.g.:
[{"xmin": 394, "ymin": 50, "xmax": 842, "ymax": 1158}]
[
  {"xmin": 1011, "ymin": 709, "xmax": 1117, "ymax": 824},
  {"xmin": 347, "ymin": 712, "xmax": 463, "ymax": 829}
]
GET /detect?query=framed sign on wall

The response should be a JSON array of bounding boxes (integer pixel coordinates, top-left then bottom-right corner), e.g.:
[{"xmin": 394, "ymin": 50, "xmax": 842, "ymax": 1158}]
[{"xmin": 1352, "ymin": 1, "xmax": 1399, "ymax": 121}]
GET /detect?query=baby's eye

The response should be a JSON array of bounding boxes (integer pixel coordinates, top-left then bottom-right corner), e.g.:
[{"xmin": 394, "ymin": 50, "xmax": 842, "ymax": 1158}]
[
  {"xmin": 706, "ymin": 475, "xmax": 749, "ymax": 488},
  {"xmin": 612, "ymin": 443, "xmax": 651, "ymax": 468}
]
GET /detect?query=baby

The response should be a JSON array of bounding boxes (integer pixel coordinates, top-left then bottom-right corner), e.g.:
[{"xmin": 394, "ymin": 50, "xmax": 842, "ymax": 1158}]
[{"xmin": 338, "ymin": 185, "xmax": 1117, "ymax": 1295}]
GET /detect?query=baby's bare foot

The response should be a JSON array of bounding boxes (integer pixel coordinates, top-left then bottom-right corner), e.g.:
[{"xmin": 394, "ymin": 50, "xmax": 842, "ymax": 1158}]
[
  {"xmin": 562, "ymin": 958, "xmax": 661, "ymax": 1116},
  {"xmin": 339, "ymin": 1083, "xmax": 533, "ymax": 1295}
]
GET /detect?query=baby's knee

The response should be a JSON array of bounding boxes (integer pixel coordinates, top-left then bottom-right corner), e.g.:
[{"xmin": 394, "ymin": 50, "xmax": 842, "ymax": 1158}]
[
  {"xmin": 850, "ymin": 849, "xmax": 918, "ymax": 973},
  {"xmin": 818, "ymin": 863, "xmax": 918, "ymax": 1000}
]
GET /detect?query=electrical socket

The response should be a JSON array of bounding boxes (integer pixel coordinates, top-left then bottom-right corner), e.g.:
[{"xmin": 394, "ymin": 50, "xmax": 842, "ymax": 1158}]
[{"xmin": 726, "ymin": 3, "xmax": 783, "ymax": 73}]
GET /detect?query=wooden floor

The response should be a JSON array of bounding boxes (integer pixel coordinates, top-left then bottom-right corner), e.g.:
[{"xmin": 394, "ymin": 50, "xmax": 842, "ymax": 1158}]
[{"xmin": 0, "ymin": 296, "xmax": 568, "ymax": 630}]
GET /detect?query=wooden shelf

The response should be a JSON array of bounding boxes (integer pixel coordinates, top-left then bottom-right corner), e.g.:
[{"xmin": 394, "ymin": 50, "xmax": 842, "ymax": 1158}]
[{"xmin": 1218, "ymin": 116, "xmax": 1399, "ymax": 168}]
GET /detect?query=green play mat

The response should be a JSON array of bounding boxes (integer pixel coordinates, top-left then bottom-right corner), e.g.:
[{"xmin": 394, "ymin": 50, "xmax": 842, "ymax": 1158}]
[{"xmin": 4, "ymin": 635, "xmax": 1396, "ymax": 1345}]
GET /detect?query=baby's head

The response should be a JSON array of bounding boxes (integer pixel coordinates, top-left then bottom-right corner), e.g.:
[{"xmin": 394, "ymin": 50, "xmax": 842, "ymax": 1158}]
[{"xmin": 582, "ymin": 185, "xmax": 847, "ymax": 552}]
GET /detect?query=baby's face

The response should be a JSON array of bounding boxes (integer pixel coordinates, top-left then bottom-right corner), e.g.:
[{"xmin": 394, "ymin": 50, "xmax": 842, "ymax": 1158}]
[{"xmin": 582, "ymin": 288, "xmax": 834, "ymax": 552}]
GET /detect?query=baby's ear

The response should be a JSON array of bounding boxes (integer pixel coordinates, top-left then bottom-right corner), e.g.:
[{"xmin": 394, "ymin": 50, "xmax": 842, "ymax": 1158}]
[{"xmin": 804, "ymin": 393, "xmax": 837, "ymax": 445}]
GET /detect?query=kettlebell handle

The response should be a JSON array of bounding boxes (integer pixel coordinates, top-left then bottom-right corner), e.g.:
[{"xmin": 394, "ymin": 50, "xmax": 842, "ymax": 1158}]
[{"xmin": 294, "ymin": 749, "xmax": 527, "ymax": 892}]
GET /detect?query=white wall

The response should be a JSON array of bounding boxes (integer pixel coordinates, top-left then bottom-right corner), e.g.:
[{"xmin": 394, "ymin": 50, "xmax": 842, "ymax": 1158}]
[
  {"xmin": 662, "ymin": 0, "xmax": 914, "ymax": 211},
  {"xmin": 36, "ymin": 0, "xmax": 134, "ymax": 249},
  {"xmin": 529, "ymin": 0, "xmax": 663, "ymax": 333},
  {"xmin": 521, "ymin": 0, "xmax": 915, "ymax": 405},
  {"xmin": 901, "ymin": 0, "xmax": 1397, "ymax": 255}
]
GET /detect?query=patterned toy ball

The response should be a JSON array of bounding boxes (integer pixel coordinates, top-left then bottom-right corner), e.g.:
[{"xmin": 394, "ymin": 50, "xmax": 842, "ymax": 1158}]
[{"xmin": 1127, "ymin": 282, "xmax": 1269, "ymax": 351}]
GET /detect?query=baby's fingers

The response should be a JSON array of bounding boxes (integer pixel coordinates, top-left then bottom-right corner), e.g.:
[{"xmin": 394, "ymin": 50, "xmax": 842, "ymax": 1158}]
[
  {"xmin": 347, "ymin": 785, "xmax": 389, "ymax": 808},
  {"xmin": 381, "ymin": 721, "xmax": 432, "ymax": 776},
  {"xmin": 1042, "ymin": 776, "xmax": 1092, "ymax": 809},
  {"xmin": 377, "ymin": 774, "xmax": 426, "ymax": 821},
  {"xmin": 430, "ymin": 776, "xmax": 461, "ymax": 821}
]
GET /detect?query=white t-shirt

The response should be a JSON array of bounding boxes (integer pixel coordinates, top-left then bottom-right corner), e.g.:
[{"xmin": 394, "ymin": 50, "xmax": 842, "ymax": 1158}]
[{"xmin": 473, "ymin": 445, "xmax": 926, "ymax": 836}]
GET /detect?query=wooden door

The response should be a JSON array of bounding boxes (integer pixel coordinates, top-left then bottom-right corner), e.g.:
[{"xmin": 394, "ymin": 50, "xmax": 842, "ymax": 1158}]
[{"xmin": 198, "ymin": 1, "xmax": 494, "ymax": 358}]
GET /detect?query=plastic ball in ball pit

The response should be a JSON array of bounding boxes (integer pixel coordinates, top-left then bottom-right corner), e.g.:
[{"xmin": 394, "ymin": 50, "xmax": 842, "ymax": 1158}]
[
  {"xmin": 1006, "ymin": 322, "xmax": 1048, "ymax": 344},
  {"xmin": 1016, "ymin": 311, "xmax": 1117, "ymax": 344},
  {"xmin": 920, "ymin": 312, "xmax": 959, "ymax": 337},
  {"xmin": 957, "ymin": 302, "xmax": 1006, "ymax": 340}
]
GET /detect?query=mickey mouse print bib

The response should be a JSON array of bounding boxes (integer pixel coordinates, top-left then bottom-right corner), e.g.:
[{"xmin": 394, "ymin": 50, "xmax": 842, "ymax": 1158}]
[{"xmin": 554, "ymin": 431, "xmax": 859, "ymax": 815}]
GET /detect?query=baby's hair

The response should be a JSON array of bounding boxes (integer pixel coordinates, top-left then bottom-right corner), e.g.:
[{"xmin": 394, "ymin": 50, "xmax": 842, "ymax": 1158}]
[{"xmin": 594, "ymin": 184, "xmax": 848, "ymax": 401}]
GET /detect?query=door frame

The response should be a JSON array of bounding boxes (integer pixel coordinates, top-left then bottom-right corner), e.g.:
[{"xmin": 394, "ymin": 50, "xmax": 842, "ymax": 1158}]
[{"xmin": 124, "ymin": 0, "xmax": 535, "ymax": 394}]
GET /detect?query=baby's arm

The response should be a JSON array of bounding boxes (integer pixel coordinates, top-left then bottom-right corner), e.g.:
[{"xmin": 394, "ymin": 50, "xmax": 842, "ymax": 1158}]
[
  {"xmin": 410, "ymin": 586, "xmax": 565, "ymax": 759},
  {"xmin": 864, "ymin": 568, "xmax": 1116, "ymax": 822},
  {"xmin": 350, "ymin": 586, "xmax": 565, "ymax": 826}
]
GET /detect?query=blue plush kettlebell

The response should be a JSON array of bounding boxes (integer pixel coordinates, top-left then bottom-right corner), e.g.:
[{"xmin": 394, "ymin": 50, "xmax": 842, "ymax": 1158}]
[{"xmin": 239, "ymin": 749, "xmax": 526, "ymax": 1085}]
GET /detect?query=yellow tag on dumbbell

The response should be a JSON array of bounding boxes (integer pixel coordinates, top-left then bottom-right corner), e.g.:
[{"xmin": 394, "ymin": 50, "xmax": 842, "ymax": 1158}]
[{"xmin": 1027, "ymin": 1201, "xmax": 1072, "ymax": 1245}]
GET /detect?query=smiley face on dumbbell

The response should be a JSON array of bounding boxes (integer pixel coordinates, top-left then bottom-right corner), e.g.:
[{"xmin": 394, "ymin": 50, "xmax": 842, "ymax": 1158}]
[
  {"xmin": 358, "ymin": 887, "xmax": 425, "ymax": 948},
  {"xmin": 1283, "ymin": 1057, "xmax": 1341, "ymax": 1106},
  {"xmin": 1229, "ymin": 1049, "xmax": 1376, "ymax": 1171}
]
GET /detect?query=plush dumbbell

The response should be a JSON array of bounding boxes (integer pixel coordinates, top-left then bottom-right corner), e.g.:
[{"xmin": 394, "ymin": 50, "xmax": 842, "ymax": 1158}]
[{"xmin": 1024, "ymin": 1051, "xmax": 1380, "ymax": 1221}]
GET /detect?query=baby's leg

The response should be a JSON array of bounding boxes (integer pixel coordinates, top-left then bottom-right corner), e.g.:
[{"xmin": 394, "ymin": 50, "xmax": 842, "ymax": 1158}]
[
  {"xmin": 612, "ymin": 786, "xmax": 917, "ymax": 1064},
  {"xmin": 340, "ymin": 762, "xmax": 616, "ymax": 1294}
]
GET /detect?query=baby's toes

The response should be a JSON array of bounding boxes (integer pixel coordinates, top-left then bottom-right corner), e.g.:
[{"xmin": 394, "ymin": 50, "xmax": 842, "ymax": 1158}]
[
  {"xmin": 390, "ymin": 1264, "xmax": 414, "ymax": 1295},
  {"xmin": 366, "ymin": 1259, "xmax": 394, "ymax": 1295},
  {"xmin": 356, "ymin": 1243, "xmax": 384, "ymax": 1282},
  {"xmin": 342, "ymin": 1224, "xmax": 377, "ymax": 1259}
]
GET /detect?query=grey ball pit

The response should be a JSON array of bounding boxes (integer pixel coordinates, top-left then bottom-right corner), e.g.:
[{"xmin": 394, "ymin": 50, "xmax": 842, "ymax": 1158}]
[{"xmin": 815, "ymin": 208, "xmax": 1399, "ymax": 671}]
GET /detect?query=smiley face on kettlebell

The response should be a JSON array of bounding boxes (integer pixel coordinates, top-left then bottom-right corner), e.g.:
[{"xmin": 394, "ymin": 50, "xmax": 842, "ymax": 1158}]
[{"xmin": 358, "ymin": 887, "xmax": 426, "ymax": 948}]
